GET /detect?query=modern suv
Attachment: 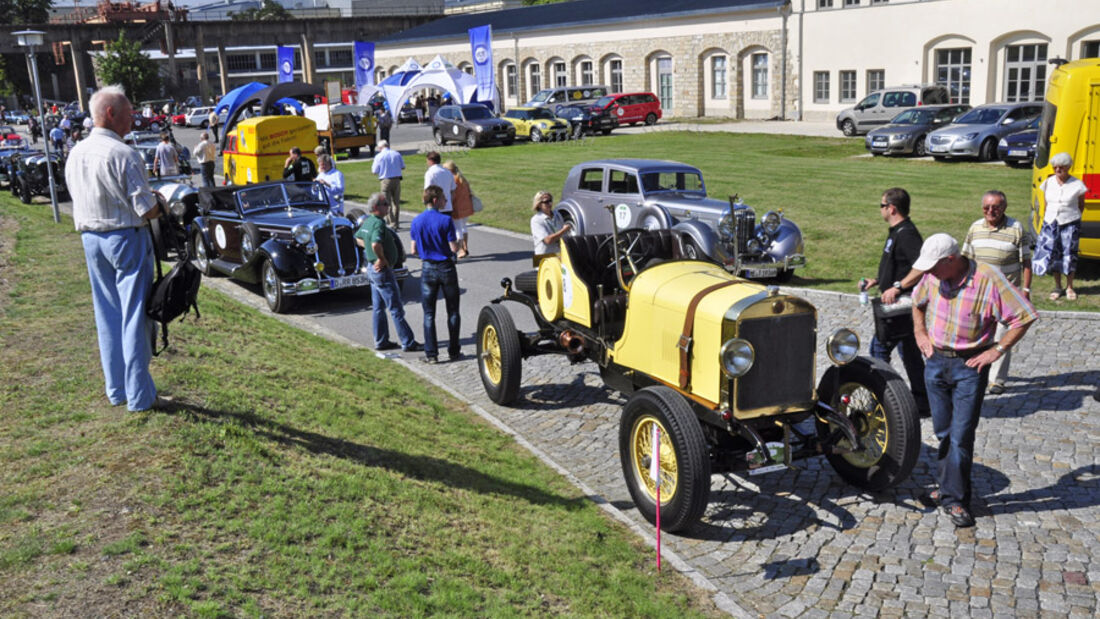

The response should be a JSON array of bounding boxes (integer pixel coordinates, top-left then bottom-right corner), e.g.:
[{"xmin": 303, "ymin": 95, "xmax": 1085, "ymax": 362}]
[
  {"xmin": 432, "ymin": 104, "xmax": 515, "ymax": 148},
  {"xmin": 836, "ymin": 85, "xmax": 950, "ymax": 136}
]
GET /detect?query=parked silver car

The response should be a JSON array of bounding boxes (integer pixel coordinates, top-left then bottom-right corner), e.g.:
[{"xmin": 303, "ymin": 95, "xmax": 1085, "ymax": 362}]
[
  {"xmin": 836, "ymin": 84, "xmax": 949, "ymax": 136},
  {"xmin": 554, "ymin": 159, "xmax": 805, "ymax": 281},
  {"xmin": 925, "ymin": 102, "xmax": 1042, "ymax": 161},
  {"xmin": 865, "ymin": 104, "xmax": 970, "ymax": 156}
]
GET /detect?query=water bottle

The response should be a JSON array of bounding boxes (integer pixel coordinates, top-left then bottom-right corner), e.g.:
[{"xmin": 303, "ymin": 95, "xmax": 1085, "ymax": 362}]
[{"xmin": 858, "ymin": 278, "xmax": 869, "ymax": 306}]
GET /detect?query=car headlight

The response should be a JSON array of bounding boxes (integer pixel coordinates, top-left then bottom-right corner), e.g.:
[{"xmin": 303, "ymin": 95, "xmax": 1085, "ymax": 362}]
[
  {"xmin": 891, "ymin": 133, "xmax": 907, "ymax": 141},
  {"xmin": 475, "ymin": 125, "xmax": 484, "ymax": 132},
  {"xmin": 826, "ymin": 328, "xmax": 860, "ymax": 365},
  {"xmin": 961, "ymin": 132, "xmax": 979, "ymax": 141},
  {"xmin": 762, "ymin": 211, "xmax": 782, "ymax": 236},
  {"xmin": 720, "ymin": 338, "xmax": 755, "ymax": 378},
  {"xmin": 292, "ymin": 224, "xmax": 312, "ymax": 245},
  {"xmin": 169, "ymin": 200, "xmax": 187, "ymax": 218},
  {"xmin": 718, "ymin": 207, "xmax": 735, "ymax": 241}
]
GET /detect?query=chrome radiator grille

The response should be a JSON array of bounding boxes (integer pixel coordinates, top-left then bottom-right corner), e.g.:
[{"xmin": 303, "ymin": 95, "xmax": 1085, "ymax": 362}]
[
  {"xmin": 734, "ymin": 209, "xmax": 755, "ymax": 253},
  {"xmin": 314, "ymin": 226, "xmax": 360, "ymax": 276},
  {"xmin": 735, "ymin": 312, "xmax": 815, "ymax": 411}
]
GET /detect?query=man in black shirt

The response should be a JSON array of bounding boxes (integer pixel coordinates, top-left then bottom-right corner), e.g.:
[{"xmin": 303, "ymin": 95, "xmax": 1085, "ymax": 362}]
[
  {"xmin": 282, "ymin": 147, "xmax": 317, "ymax": 182},
  {"xmin": 863, "ymin": 187, "xmax": 929, "ymax": 416}
]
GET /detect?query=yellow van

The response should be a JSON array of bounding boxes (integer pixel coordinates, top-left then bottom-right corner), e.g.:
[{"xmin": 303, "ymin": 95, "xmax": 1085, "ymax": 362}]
[
  {"xmin": 1032, "ymin": 58, "xmax": 1100, "ymax": 258},
  {"xmin": 223, "ymin": 116, "xmax": 319, "ymax": 185}
]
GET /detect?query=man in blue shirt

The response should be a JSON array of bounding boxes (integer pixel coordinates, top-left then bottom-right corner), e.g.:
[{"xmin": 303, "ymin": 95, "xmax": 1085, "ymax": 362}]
[
  {"xmin": 371, "ymin": 140, "xmax": 405, "ymax": 228},
  {"xmin": 409, "ymin": 185, "xmax": 461, "ymax": 363}
]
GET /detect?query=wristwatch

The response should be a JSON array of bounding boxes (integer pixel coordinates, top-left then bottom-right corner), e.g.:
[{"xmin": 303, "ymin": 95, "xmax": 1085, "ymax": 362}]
[
  {"xmin": 994, "ymin": 344, "xmax": 1008, "ymax": 354},
  {"xmin": 892, "ymin": 281, "xmax": 903, "ymax": 290}
]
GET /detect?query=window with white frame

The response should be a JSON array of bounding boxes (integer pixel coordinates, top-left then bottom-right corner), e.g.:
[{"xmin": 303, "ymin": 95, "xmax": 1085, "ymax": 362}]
[
  {"xmin": 529, "ymin": 64, "xmax": 541, "ymax": 94},
  {"xmin": 839, "ymin": 70, "xmax": 857, "ymax": 102},
  {"xmin": 609, "ymin": 59, "xmax": 623, "ymax": 93},
  {"xmin": 554, "ymin": 61, "xmax": 567, "ymax": 87},
  {"xmin": 579, "ymin": 60, "xmax": 594, "ymax": 86},
  {"xmin": 844, "ymin": 0, "xmax": 859, "ymax": 6},
  {"xmin": 936, "ymin": 48, "xmax": 971, "ymax": 104},
  {"xmin": 818, "ymin": 0, "xmax": 833, "ymax": 7},
  {"xmin": 752, "ymin": 53, "xmax": 768, "ymax": 99},
  {"xmin": 813, "ymin": 71, "xmax": 830, "ymax": 103},
  {"xmin": 1004, "ymin": 43, "xmax": 1047, "ymax": 102},
  {"xmin": 657, "ymin": 57, "xmax": 673, "ymax": 109},
  {"xmin": 712, "ymin": 56, "xmax": 727, "ymax": 99},
  {"xmin": 866, "ymin": 69, "xmax": 884, "ymax": 93},
  {"xmin": 505, "ymin": 64, "xmax": 517, "ymax": 97},
  {"xmin": 1082, "ymin": 40, "xmax": 1099, "ymax": 59}
]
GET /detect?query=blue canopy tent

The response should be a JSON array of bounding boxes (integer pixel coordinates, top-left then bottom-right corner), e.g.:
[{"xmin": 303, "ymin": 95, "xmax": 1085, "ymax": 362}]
[{"xmin": 214, "ymin": 82, "xmax": 267, "ymax": 120}]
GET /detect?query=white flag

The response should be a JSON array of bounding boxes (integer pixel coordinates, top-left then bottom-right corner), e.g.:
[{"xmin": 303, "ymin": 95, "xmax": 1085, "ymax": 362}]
[{"xmin": 649, "ymin": 425, "xmax": 661, "ymax": 487}]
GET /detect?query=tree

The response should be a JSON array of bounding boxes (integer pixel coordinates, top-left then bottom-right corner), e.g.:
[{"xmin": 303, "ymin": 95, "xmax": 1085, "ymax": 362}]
[
  {"xmin": 231, "ymin": 0, "xmax": 292, "ymax": 21},
  {"xmin": 94, "ymin": 33, "xmax": 162, "ymax": 102},
  {"xmin": 0, "ymin": 0, "xmax": 53, "ymax": 25}
]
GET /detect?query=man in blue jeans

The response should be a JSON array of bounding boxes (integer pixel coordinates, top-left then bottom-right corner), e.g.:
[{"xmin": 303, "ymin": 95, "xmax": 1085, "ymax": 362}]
[
  {"xmin": 409, "ymin": 185, "xmax": 461, "ymax": 364},
  {"xmin": 355, "ymin": 193, "xmax": 420, "ymax": 354},
  {"xmin": 912, "ymin": 234, "xmax": 1038, "ymax": 528}
]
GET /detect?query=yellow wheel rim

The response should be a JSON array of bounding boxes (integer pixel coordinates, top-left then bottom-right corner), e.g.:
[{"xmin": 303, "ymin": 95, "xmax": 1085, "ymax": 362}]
[
  {"xmin": 630, "ymin": 415, "xmax": 678, "ymax": 504},
  {"xmin": 480, "ymin": 323, "xmax": 502, "ymax": 385},
  {"xmin": 834, "ymin": 382, "xmax": 888, "ymax": 467}
]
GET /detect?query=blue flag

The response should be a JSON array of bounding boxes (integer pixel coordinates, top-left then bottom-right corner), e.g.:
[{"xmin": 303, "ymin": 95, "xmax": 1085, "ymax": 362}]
[
  {"xmin": 353, "ymin": 42, "xmax": 375, "ymax": 91},
  {"xmin": 277, "ymin": 46, "xmax": 295, "ymax": 84},
  {"xmin": 468, "ymin": 25, "xmax": 494, "ymax": 102}
]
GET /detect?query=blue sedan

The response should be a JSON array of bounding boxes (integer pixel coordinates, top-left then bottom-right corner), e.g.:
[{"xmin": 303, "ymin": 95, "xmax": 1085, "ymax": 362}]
[{"xmin": 996, "ymin": 116, "xmax": 1040, "ymax": 168}]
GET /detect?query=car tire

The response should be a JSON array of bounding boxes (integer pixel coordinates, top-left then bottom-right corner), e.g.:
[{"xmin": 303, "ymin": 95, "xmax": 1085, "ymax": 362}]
[
  {"xmin": 841, "ymin": 119, "xmax": 856, "ymax": 137},
  {"xmin": 262, "ymin": 258, "xmax": 294, "ymax": 314},
  {"xmin": 346, "ymin": 208, "xmax": 367, "ymax": 226},
  {"xmin": 978, "ymin": 138, "xmax": 997, "ymax": 162},
  {"xmin": 572, "ymin": 124, "xmax": 584, "ymax": 140},
  {"xmin": 644, "ymin": 113, "xmax": 657, "ymax": 126},
  {"xmin": 815, "ymin": 358, "xmax": 920, "ymax": 491},
  {"xmin": 530, "ymin": 128, "xmax": 542, "ymax": 143},
  {"xmin": 476, "ymin": 304, "xmax": 522, "ymax": 405},
  {"xmin": 602, "ymin": 128, "xmax": 613, "ymax": 136},
  {"xmin": 513, "ymin": 269, "xmax": 539, "ymax": 294},
  {"xmin": 465, "ymin": 132, "xmax": 478, "ymax": 149},
  {"xmin": 191, "ymin": 228, "xmax": 215, "ymax": 277},
  {"xmin": 619, "ymin": 386, "xmax": 711, "ymax": 532},
  {"xmin": 433, "ymin": 128, "xmax": 445, "ymax": 146},
  {"xmin": 200, "ymin": 120, "xmax": 209, "ymax": 129},
  {"xmin": 913, "ymin": 135, "xmax": 927, "ymax": 157},
  {"xmin": 241, "ymin": 222, "xmax": 263, "ymax": 264},
  {"xmin": 559, "ymin": 212, "xmax": 581, "ymax": 237},
  {"xmin": 774, "ymin": 268, "xmax": 795, "ymax": 283},
  {"xmin": 680, "ymin": 237, "xmax": 702, "ymax": 261},
  {"xmin": 19, "ymin": 180, "xmax": 31, "ymax": 204},
  {"xmin": 501, "ymin": 137, "xmax": 514, "ymax": 146}
]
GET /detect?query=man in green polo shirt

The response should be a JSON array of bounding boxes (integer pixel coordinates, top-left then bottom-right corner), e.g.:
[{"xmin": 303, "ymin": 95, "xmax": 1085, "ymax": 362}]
[{"xmin": 355, "ymin": 193, "xmax": 420, "ymax": 353}]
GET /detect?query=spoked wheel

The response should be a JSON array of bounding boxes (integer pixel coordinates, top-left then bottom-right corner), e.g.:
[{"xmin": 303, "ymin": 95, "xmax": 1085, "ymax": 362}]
[
  {"xmin": 191, "ymin": 228, "xmax": 214, "ymax": 276},
  {"xmin": 530, "ymin": 128, "xmax": 543, "ymax": 143},
  {"xmin": 619, "ymin": 386, "xmax": 710, "ymax": 532},
  {"xmin": 978, "ymin": 138, "xmax": 997, "ymax": 162},
  {"xmin": 262, "ymin": 258, "xmax": 294, "ymax": 313},
  {"xmin": 433, "ymin": 129, "xmax": 445, "ymax": 146},
  {"xmin": 815, "ymin": 359, "xmax": 920, "ymax": 490},
  {"xmin": 913, "ymin": 135, "xmax": 927, "ymax": 157},
  {"xmin": 476, "ymin": 304, "xmax": 521, "ymax": 404},
  {"xmin": 841, "ymin": 119, "xmax": 856, "ymax": 137},
  {"xmin": 465, "ymin": 132, "xmax": 478, "ymax": 149}
]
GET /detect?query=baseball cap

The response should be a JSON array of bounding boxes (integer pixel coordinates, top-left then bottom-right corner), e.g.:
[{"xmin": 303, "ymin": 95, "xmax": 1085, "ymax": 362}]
[{"xmin": 912, "ymin": 233, "xmax": 960, "ymax": 271}]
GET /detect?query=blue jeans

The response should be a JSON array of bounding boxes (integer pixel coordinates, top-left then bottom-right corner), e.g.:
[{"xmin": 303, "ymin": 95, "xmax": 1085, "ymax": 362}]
[
  {"xmin": 870, "ymin": 334, "xmax": 930, "ymax": 414},
  {"xmin": 924, "ymin": 352, "xmax": 990, "ymax": 509},
  {"xmin": 367, "ymin": 266, "xmax": 416, "ymax": 349},
  {"xmin": 420, "ymin": 261, "xmax": 461, "ymax": 358},
  {"xmin": 81, "ymin": 228, "xmax": 157, "ymax": 411}
]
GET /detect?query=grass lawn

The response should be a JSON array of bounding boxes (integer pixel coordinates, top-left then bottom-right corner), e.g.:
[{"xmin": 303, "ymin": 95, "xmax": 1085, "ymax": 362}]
[
  {"xmin": 341, "ymin": 131, "xmax": 1098, "ymax": 312},
  {"xmin": 0, "ymin": 199, "xmax": 722, "ymax": 617}
]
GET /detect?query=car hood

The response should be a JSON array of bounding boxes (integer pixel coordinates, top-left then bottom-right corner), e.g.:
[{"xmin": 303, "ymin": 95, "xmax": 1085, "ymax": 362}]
[
  {"xmin": 1004, "ymin": 129, "xmax": 1038, "ymax": 144},
  {"xmin": 930, "ymin": 123, "xmax": 998, "ymax": 136},
  {"xmin": 867, "ymin": 124, "xmax": 930, "ymax": 137},
  {"xmin": 646, "ymin": 192, "xmax": 729, "ymax": 221},
  {"xmin": 245, "ymin": 207, "xmax": 350, "ymax": 229},
  {"xmin": 466, "ymin": 118, "xmax": 512, "ymax": 130}
]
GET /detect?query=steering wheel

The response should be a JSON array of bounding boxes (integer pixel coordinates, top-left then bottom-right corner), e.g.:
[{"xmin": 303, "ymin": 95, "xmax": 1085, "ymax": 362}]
[{"xmin": 597, "ymin": 228, "xmax": 658, "ymax": 287}]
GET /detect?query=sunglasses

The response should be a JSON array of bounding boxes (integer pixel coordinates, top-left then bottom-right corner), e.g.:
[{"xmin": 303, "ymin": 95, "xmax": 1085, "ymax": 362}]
[
  {"xmin": 879, "ymin": 203, "xmax": 890, "ymax": 208},
  {"xmin": 539, "ymin": 198, "xmax": 553, "ymax": 204}
]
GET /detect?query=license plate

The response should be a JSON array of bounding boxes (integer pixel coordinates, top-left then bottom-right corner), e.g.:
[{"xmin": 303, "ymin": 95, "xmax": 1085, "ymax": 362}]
[
  {"xmin": 745, "ymin": 267, "xmax": 778, "ymax": 278},
  {"xmin": 872, "ymin": 138, "xmax": 886, "ymax": 145},
  {"xmin": 329, "ymin": 273, "xmax": 369, "ymax": 290},
  {"xmin": 1008, "ymin": 149, "xmax": 1027, "ymax": 157},
  {"xmin": 930, "ymin": 145, "xmax": 947, "ymax": 153},
  {"xmin": 748, "ymin": 463, "xmax": 788, "ymax": 476}
]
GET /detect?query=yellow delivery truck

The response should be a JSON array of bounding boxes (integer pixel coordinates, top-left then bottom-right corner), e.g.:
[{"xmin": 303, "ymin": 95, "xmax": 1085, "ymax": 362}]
[
  {"xmin": 1032, "ymin": 58, "xmax": 1100, "ymax": 259},
  {"xmin": 223, "ymin": 116, "xmax": 319, "ymax": 185}
]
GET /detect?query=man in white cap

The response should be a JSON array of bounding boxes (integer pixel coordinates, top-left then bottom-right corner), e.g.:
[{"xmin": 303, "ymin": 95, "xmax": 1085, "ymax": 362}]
[{"xmin": 911, "ymin": 233, "xmax": 1038, "ymax": 528}]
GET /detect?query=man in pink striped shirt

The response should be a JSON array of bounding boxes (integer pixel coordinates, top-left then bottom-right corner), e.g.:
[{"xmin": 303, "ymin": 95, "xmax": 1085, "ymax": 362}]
[{"xmin": 911, "ymin": 233, "xmax": 1038, "ymax": 528}]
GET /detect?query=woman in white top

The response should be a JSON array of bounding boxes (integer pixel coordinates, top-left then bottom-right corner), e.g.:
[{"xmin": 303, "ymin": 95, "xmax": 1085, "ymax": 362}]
[
  {"xmin": 1033, "ymin": 152, "xmax": 1087, "ymax": 300},
  {"xmin": 530, "ymin": 190, "xmax": 571, "ymax": 255}
]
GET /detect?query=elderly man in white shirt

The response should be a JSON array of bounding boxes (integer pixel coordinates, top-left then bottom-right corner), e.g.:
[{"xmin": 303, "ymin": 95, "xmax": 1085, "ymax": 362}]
[
  {"xmin": 195, "ymin": 131, "xmax": 217, "ymax": 187},
  {"xmin": 315, "ymin": 153, "xmax": 345, "ymax": 216},
  {"xmin": 423, "ymin": 151, "xmax": 455, "ymax": 213},
  {"xmin": 65, "ymin": 85, "xmax": 163, "ymax": 412}
]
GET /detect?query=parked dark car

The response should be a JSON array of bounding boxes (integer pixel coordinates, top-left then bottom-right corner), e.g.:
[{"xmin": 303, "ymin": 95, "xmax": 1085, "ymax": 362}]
[
  {"xmin": 553, "ymin": 103, "xmax": 619, "ymax": 136},
  {"xmin": 190, "ymin": 181, "xmax": 408, "ymax": 313},
  {"xmin": 432, "ymin": 104, "xmax": 515, "ymax": 148},
  {"xmin": 997, "ymin": 116, "xmax": 1041, "ymax": 168},
  {"xmin": 864, "ymin": 104, "xmax": 970, "ymax": 157},
  {"xmin": 397, "ymin": 103, "xmax": 419, "ymax": 123},
  {"xmin": 554, "ymin": 159, "xmax": 805, "ymax": 281},
  {"xmin": 0, "ymin": 145, "xmax": 31, "ymax": 188},
  {"xmin": 125, "ymin": 130, "xmax": 193, "ymax": 178},
  {"xmin": 9, "ymin": 150, "xmax": 67, "ymax": 204}
]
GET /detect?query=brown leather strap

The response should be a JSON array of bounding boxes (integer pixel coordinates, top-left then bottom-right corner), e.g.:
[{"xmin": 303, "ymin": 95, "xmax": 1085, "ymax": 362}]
[{"xmin": 679, "ymin": 280, "xmax": 738, "ymax": 390}]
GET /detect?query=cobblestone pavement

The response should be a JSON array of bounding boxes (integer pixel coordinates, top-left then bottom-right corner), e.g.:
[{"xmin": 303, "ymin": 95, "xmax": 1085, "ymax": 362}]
[{"xmin": 407, "ymin": 287, "xmax": 1100, "ymax": 618}]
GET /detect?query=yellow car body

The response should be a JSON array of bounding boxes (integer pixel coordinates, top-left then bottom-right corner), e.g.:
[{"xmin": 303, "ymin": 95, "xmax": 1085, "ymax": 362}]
[
  {"xmin": 223, "ymin": 116, "xmax": 319, "ymax": 185},
  {"xmin": 501, "ymin": 106, "xmax": 571, "ymax": 141},
  {"xmin": 1031, "ymin": 58, "xmax": 1100, "ymax": 258}
]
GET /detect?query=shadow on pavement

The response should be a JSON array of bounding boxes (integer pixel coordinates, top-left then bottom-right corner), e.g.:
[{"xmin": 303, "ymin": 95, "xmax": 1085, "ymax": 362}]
[{"xmin": 982, "ymin": 370, "xmax": 1099, "ymax": 418}]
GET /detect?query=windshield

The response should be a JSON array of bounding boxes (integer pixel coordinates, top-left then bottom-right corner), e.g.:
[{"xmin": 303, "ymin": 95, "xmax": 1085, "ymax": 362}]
[
  {"xmin": 462, "ymin": 106, "xmax": 493, "ymax": 120},
  {"xmin": 1034, "ymin": 101, "xmax": 1056, "ymax": 169},
  {"xmin": 237, "ymin": 182, "xmax": 328, "ymax": 212},
  {"xmin": 640, "ymin": 171, "xmax": 705, "ymax": 195},
  {"xmin": 532, "ymin": 108, "xmax": 556, "ymax": 120},
  {"xmin": 956, "ymin": 107, "xmax": 1008, "ymax": 125},
  {"xmin": 530, "ymin": 90, "xmax": 551, "ymax": 103},
  {"xmin": 594, "ymin": 95, "xmax": 615, "ymax": 108},
  {"xmin": 890, "ymin": 109, "xmax": 934, "ymax": 125}
]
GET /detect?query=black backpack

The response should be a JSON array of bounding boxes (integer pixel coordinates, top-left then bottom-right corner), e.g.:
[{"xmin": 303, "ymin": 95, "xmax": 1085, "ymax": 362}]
[{"xmin": 147, "ymin": 225, "xmax": 202, "ymax": 355}]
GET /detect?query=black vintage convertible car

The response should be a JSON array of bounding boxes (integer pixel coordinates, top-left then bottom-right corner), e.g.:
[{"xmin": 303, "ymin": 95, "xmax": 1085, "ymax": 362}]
[
  {"xmin": 9, "ymin": 150, "xmax": 67, "ymax": 204},
  {"xmin": 189, "ymin": 181, "xmax": 408, "ymax": 313}
]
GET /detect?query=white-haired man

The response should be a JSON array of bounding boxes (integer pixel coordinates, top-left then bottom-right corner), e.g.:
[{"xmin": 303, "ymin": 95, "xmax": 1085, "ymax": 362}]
[
  {"xmin": 65, "ymin": 86, "xmax": 164, "ymax": 412},
  {"xmin": 371, "ymin": 139, "xmax": 405, "ymax": 228}
]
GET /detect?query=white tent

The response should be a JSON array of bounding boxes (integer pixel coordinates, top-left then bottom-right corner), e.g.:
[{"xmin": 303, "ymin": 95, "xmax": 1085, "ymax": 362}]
[{"xmin": 363, "ymin": 55, "xmax": 500, "ymax": 112}]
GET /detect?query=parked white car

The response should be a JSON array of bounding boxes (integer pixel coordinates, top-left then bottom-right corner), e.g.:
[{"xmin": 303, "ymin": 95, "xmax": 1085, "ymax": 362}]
[{"xmin": 184, "ymin": 106, "xmax": 215, "ymax": 128}]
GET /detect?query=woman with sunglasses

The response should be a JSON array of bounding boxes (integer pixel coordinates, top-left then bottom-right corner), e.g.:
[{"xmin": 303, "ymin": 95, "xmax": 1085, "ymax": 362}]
[{"xmin": 530, "ymin": 191, "xmax": 572, "ymax": 256}]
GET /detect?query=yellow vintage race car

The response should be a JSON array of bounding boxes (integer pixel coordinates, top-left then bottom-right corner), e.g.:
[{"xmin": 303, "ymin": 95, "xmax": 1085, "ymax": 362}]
[
  {"xmin": 476, "ymin": 219, "xmax": 920, "ymax": 532},
  {"xmin": 501, "ymin": 106, "xmax": 573, "ymax": 142}
]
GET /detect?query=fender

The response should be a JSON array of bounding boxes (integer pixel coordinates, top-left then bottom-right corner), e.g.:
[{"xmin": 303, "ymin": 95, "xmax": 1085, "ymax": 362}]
[
  {"xmin": 765, "ymin": 219, "xmax": 805, "ymax": 262},
  {"xmin": 672, "ymin": 219, "xmax": 733, "ymax": 266},
  {"xmin": 637, "ymin": 202, "xmax": 673, "ymax": 230},
  {"xmin": 259, "ymin": 239, "xmax": 312, "ymax": 282}
]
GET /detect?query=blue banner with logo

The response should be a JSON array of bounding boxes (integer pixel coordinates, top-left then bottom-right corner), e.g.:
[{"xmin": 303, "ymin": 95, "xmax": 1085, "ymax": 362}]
[
  {"xmin": 353, "ymin": 41, "xmax": 375, "ymax": 91},
  {"xmin": 277, "ymin": 45, "xmax": 295, "ymax": 83},
  {"xmin": 468, "ymin": 25, "xmax": 494, "ymax": 102}
]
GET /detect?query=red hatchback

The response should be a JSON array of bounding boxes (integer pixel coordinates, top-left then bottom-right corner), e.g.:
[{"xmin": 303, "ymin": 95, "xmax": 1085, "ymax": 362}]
[{"xmin": 591, "ymin": 92, "xmax": 662, "ymax": 126}]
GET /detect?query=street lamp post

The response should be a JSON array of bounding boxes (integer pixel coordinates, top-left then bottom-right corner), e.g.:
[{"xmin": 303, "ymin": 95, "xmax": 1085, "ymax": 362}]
[{"xmin": 13, "ymin": 30, "xmax": 61, "ymax": 224}]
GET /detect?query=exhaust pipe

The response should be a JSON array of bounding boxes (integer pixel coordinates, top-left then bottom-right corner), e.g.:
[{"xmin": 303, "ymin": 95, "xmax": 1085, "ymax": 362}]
[{"xmin": 558, "ymin": 330, "xmax": 585, "ymax": 355}]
